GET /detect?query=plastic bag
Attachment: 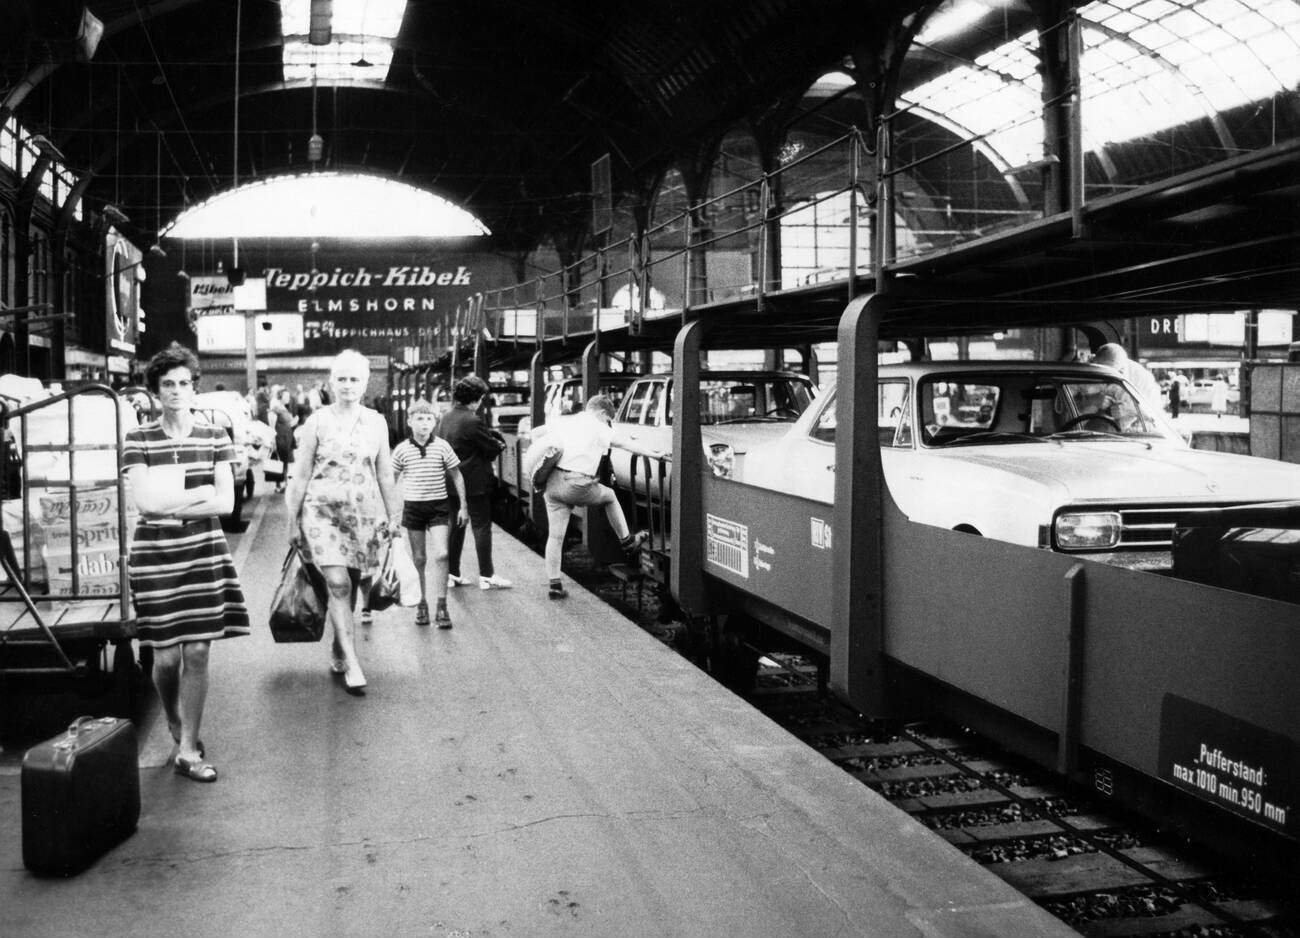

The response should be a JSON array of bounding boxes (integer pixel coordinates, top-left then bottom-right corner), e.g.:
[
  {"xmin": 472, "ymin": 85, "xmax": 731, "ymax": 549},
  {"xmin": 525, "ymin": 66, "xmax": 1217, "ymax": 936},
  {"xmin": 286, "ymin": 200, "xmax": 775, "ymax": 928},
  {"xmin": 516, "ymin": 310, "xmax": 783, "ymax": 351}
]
[
  {"xmin": 389, "ymin": 536, "xmax": 421, "ymax": 607},
  {"xmin": 269, "ymin": 543, "xmax": 328, "ymax": 642}
]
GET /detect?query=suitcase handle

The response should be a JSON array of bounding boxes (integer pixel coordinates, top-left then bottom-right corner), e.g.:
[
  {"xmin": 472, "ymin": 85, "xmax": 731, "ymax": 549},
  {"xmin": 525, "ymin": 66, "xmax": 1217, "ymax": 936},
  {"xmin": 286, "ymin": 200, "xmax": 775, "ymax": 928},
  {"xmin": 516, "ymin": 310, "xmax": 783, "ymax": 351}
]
[{"xmin": 60, "ymin": 716, "xmax": 118, "ymax": 747}]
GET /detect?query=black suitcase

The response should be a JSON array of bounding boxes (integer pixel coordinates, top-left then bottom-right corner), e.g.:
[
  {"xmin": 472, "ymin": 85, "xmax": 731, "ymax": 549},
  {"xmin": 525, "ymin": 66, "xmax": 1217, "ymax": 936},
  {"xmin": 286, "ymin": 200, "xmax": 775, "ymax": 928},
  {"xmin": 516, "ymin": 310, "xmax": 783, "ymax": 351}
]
[{"xmin": 21, "ymin": 715, "xmax": 140, "ymax": 875}]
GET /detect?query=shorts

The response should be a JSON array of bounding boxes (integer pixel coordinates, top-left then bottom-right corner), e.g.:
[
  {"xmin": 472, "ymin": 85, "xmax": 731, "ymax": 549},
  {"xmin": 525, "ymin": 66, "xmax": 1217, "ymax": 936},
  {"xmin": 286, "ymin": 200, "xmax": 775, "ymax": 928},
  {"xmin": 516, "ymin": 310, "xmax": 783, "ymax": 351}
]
[
  {"xmin": 543, "ymin": 470, "xmax": 616, "ymax": 510},
  {"xmin": 402, "ymin": 499, "xmax": 451, "ymax": 530}
]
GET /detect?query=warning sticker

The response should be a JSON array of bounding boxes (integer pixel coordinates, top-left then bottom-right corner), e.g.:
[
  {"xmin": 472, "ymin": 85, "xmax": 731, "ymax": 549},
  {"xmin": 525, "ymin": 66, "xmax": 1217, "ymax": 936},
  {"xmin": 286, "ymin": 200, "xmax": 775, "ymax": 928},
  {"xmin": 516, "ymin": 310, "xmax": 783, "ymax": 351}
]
[
  {"xmin": 1159, "ymin": 694, "xmax": 1296, "ymax": 838},
  {"xmin": 706, "ymin": 514, "xmax": 749, "ymax": 579}
]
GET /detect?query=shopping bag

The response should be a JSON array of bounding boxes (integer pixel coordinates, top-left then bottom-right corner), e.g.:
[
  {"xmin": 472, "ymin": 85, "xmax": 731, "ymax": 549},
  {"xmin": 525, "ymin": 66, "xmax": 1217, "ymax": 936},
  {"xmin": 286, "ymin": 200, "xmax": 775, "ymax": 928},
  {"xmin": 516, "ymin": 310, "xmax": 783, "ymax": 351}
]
[
  {"xmin": 268, "ymin": 543, "xmax": 328, "ymax": 642},
  {"xmin": 389, "ymin": 536, "xmax": 421, "ymax": 607},
  {"xmin": 524, "ymin": 442, "xmax": 563, "ymax": 490},
  {"xmin": 368, "ymin": 543, "xmax": 401, "ymax": 612}
]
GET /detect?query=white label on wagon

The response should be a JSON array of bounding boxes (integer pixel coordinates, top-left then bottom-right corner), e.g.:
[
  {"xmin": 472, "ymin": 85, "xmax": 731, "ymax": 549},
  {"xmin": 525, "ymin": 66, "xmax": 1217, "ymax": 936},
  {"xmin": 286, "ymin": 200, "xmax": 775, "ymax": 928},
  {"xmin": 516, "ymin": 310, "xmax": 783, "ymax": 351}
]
[{"xmin": 706, "ymin": 514, "xmax": 749, "ymax": 579}]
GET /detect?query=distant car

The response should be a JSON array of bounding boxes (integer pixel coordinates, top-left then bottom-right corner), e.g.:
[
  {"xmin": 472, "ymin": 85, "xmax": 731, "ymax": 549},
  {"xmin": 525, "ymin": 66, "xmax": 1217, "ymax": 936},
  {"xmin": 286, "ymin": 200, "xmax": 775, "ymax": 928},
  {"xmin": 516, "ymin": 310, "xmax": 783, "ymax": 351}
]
[
  {"xmin": 516, "ymin": 375, "xmax": 638, "ymax": 436},
  {"xmin": 485, "ymin": 385, "xmax": 531, "ymax": 434},
  {"xmin": 1186, "ymin": 379, "xmax": 1240, "ymax": 408},
  {"xmin": 192, "ymin": 391, "xmax": 271, "ymax": 530},
  {"xmin": 609, "ymin": 371, "xmax": 817, "ymax": 493},
  {"xmin": 1172, "ymin": 501, "xmax": 1300, "ymax": 603},
  {"xmin": 738, "ymin": 361, "xmax": 1300, "ymax": 558}
]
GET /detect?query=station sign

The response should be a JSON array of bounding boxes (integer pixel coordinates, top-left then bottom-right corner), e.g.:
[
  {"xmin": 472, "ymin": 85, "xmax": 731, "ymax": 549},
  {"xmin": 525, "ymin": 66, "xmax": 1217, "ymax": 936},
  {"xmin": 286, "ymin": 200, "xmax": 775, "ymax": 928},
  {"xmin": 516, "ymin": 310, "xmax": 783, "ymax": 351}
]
[{"xmin": 1159, "ymin": 694, "xmax": 1296, "ymax": 838}]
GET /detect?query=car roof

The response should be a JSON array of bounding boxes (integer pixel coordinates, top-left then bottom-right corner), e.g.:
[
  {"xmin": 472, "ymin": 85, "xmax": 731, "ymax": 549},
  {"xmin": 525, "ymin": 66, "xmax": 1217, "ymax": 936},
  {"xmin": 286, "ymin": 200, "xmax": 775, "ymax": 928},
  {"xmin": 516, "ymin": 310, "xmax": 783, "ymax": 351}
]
[
  {"xmin": 627, "ymin": 370, "xmax": 815, "ymax": 383},
  {"xmin": 878, "ymin": 360, "xmax": 1121, "ymax": 379}
]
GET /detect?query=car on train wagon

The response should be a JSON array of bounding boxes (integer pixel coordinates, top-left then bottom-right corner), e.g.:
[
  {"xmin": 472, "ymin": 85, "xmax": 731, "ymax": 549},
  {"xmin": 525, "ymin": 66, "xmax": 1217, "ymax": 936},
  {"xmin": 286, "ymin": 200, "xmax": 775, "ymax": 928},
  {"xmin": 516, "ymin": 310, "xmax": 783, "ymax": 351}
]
[
  {"xmin": 736, "ymin": 361, "xmax": 1300, "ymax": 557},
  {"xmin": 516, "ymin": 374, "xmax": 638, "ymax": 436},
  {"xmin": 608, "ymin": 371, "xmax": 818, "ymax": 493},
  {"xmin": 484, "ymin": 384, "xmax": 531, "ymax": 434}
]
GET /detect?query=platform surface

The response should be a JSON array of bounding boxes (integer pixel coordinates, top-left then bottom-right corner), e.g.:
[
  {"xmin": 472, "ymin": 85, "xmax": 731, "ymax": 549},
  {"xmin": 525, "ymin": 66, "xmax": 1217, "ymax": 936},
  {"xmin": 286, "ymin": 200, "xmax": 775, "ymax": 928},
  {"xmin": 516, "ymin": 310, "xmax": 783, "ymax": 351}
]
[{"xmin": 0, "ymin": 493, "xmax": 1076, "ymax": 937}]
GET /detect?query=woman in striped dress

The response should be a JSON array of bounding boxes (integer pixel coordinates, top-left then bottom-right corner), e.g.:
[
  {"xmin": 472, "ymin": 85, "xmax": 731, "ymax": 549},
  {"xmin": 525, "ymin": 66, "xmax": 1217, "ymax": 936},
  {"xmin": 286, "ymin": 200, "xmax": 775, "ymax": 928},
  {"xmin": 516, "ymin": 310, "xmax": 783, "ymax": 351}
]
[{"xmin": 123, "ymin": 343, "xmax": 249, "ymax": 783}]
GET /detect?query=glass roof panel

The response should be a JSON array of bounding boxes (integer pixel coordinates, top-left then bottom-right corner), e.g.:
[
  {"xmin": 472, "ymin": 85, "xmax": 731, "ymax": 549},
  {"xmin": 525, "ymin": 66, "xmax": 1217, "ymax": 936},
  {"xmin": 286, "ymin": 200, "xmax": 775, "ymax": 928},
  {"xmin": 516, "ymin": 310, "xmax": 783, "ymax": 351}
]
[
  {"xmin": 281, "ymin": 1, "xmax": 404, "ymax": 82},
  {"xmin": 900, "ymin": 0, "xmax": 1299, "ymax": 169},
  {"xmin": 284, "ymin": 40, "xmax": 394, "ymax": 82},
  {"xmin": 281, "ymin": 0, "xmax": 405, "ymax": 40},
  {"xmin": 161, "ymin": 173, "xmax": 490, "ymax": 239}
]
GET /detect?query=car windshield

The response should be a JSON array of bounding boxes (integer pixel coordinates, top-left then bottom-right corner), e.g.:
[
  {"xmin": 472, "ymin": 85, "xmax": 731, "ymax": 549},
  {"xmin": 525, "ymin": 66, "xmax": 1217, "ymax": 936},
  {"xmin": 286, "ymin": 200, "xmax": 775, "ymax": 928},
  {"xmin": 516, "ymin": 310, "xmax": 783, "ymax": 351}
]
[
  {"xmin": 918, "ymin": 372, "xmax": 1177, "ymax": 447},
  {"xmin": 491, "ymin": 389, "xmax": 529, "ymax": 406},
  {"xmin": 669, "ymin": 376, "xmax": 814, "ymax": 426}
]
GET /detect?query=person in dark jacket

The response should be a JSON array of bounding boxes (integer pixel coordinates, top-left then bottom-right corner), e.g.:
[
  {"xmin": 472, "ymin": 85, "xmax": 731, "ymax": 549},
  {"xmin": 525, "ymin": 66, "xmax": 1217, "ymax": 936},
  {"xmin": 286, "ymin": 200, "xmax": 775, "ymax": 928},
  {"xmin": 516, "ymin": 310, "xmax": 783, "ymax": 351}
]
[{"xmin": 440, "ymin": 375, "xmax": 511, "ymax": 590}]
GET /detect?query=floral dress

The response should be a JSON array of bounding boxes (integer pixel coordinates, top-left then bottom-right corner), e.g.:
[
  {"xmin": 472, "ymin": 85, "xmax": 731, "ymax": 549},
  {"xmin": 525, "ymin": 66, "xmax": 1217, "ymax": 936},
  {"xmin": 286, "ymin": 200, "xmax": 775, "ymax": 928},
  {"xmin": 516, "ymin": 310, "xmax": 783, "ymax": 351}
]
[{"xmin": 300, "ymin": 407, "xmax": 386, "ymax": 576}]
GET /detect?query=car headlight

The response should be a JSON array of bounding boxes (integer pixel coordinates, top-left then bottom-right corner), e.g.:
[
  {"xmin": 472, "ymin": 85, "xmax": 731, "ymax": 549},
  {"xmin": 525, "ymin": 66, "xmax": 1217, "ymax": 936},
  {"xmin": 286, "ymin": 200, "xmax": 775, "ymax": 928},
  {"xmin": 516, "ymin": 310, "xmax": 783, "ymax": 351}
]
[
  {"xmin": 706, "ymin": 443, "xmax": 735, "ymax": 479},
  {"xmin": 1054, "ymin": 511, "xmax": 1121, "ymax": 550}
]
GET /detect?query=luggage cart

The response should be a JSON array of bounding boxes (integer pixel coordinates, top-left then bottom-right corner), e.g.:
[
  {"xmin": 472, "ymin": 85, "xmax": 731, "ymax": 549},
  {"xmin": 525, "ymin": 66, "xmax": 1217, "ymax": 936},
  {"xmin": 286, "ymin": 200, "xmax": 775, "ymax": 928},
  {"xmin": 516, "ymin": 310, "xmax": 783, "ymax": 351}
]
[{"xmin": 0, "ymin": 385, "xmax": 141, "ymax": 724}]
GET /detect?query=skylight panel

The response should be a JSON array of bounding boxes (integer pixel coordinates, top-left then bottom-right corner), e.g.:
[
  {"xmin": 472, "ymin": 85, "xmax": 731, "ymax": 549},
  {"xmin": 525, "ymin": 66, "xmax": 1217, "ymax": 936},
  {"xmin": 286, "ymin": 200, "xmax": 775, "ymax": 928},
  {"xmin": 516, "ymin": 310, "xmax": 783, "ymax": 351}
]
[
  {"xmin": 281, "ymin": 0, "xmax": 405, "ymax": 39},
  {"xmin": 1132, "ymin": 0, "xmax": 1179, "ymax": 17},
  {"xmin": 281, "ymin": 0, "xmax": 309, "ymax": 35},
  {"xmin": 331, "ymin": 0, "xmax": 406, "ymax": 39},
  {"xmin": 281, "ymin": 1, "xmax": 405, "ymax": 81},
  {"xmin": 284, "ymin": 39, "xmax": 393, "ymax": 81},
  {"xmin": 1222, "ymin": 11, "xmax": 1271, "ymax": 41},
  {"xmin": 162, "ymin": 173, "xmax": 490, "ymax": 239}
]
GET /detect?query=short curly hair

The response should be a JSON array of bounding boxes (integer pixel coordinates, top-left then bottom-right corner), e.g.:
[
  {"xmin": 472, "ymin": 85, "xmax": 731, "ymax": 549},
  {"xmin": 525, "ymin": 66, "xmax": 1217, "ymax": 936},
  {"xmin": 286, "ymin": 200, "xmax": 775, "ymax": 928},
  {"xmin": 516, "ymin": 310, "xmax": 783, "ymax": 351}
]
[
  {"xmin": 585, "ymin": 394, "xmax": 616, "ymax": 420},
  {"xmin": 452, "ymin": 375, "xmax": 490, "ymax": 405},
  {"xmin": 145, "ymin": 342, "xmax": 201, "ymax": 393}
]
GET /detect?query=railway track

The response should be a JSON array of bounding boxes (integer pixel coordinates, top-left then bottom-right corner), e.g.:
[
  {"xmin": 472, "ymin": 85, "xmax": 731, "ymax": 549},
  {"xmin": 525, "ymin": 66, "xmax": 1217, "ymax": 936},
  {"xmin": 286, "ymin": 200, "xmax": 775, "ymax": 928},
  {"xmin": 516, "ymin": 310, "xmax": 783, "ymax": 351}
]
[
  {"xmin": 749, "ymin": 656, "xmax": 1297, "ymax": 938},
  {"xmin": 512, "ymin": 524, "xmax": 1297, "ymax": 937}
]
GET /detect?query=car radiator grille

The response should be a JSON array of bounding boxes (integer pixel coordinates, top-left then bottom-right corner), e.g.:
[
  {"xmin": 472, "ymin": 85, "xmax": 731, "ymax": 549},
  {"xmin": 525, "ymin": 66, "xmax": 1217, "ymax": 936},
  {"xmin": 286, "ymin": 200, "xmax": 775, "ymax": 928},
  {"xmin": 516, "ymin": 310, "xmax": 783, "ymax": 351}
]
[{"xmin": 1116, "ymin": 502, "xmax": 1251, "ymax": 549}]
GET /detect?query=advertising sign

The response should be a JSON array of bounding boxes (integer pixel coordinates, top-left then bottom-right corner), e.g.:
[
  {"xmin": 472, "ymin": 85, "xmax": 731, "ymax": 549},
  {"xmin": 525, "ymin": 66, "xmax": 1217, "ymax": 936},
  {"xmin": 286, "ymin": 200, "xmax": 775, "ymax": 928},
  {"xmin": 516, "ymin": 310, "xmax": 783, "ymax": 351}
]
[
  {"xmin": 188, "ymin": 275, "xmax": 236, "ymax": 330},
  {"xmin": 104, "ymin": 228, "xmax": 141, "ymax": 354}
]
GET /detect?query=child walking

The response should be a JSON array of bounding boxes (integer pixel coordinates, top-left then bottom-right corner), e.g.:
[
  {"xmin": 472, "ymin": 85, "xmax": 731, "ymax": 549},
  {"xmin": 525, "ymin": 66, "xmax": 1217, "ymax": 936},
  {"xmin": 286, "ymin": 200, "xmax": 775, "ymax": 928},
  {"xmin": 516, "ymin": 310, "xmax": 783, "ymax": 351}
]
[{"xmin": 391, "ymin": 399, "xmax": 470, "ymax": 626}]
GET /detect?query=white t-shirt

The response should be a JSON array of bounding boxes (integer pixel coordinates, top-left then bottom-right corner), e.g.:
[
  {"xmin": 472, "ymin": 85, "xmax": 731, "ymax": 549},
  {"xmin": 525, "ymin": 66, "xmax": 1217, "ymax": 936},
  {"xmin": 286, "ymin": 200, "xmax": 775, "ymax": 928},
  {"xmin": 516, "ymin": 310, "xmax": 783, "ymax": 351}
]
[{"xmin": 537, "ymin": 411, "xmax": 612, "ymax": 476}]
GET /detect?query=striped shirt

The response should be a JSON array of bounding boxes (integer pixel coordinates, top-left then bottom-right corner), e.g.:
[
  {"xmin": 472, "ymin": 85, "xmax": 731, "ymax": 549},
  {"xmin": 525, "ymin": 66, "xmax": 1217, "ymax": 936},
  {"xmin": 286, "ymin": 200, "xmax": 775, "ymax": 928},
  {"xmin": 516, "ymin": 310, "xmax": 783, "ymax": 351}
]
[
  {"xmin": 122, "ymin": 418, "xmax": 236, "ymax": 482},
  {"xmin": 392, "ymin": 436, "xmax": 460, "ymax": 501}
]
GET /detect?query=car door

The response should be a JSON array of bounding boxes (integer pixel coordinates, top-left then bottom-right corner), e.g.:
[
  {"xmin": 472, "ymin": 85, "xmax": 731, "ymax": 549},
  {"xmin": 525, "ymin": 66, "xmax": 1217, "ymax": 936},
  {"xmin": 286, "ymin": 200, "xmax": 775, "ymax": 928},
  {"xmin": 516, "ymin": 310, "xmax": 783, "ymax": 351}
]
[{"xmin": 610, "ymin": 379, "xmax": 655, "ymax": 490}]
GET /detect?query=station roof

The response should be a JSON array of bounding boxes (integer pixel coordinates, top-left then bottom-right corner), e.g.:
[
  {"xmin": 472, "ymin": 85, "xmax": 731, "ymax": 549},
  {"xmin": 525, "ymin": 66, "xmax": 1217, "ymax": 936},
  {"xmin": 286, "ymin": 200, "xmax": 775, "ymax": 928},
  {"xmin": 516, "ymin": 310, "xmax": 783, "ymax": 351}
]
[
  {"xmin": 2, "ymin": 0, "xmax": 891, "ymax": 250},
  {"xmin": 2, "ymin": 0, "xmax": 1297, "ymax": 342}
]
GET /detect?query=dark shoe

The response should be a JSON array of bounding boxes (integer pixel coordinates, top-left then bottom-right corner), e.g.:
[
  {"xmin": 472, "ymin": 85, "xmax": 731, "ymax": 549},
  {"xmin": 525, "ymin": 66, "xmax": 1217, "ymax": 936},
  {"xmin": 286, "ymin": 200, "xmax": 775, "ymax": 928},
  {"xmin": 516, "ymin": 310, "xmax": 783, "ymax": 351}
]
[
  {"xmin": 548, "ymin": 584, "xmax": 568, "ymax": 600},
  {"xmin": 619, "ymin": 530, "xmax": 649, "ymax": 553},
  {"xmin": 174, "ymin": 755, "xmax": 218, "ymax": 783},
  {"xmin": 415, "ymin": 601, "xmax": 430, "ymax": 626},
  {"xmin": 434, "ymin": 605, "xmax": 452, "ymax": 628}
]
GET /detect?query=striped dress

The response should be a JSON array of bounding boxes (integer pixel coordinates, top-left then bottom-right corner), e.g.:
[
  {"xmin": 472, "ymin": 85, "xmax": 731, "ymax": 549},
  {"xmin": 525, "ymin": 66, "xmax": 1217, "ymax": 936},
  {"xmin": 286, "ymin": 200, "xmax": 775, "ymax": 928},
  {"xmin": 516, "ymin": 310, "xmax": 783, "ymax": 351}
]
[{"xmin": 122, "ymin": 420, "xmax": 250, "ymax": 648}]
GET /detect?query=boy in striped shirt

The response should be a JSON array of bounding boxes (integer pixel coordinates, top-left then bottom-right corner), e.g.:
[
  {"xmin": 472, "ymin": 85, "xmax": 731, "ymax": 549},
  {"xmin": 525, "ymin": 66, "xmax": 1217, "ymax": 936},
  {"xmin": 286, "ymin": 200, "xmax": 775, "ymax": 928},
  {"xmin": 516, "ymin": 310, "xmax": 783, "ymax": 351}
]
[{"xmin": 392, "ymin": 399, "xmax": 470, "ymax": 626}]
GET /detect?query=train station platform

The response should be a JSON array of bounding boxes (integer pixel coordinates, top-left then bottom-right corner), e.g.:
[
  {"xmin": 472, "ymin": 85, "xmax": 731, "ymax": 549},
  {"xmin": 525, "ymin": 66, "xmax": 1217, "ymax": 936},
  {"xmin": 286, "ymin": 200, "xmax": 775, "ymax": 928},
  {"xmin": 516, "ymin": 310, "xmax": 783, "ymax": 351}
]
[{"xmin": 0, "ymin": 494, "xmax": 1075, "ymax": 938}]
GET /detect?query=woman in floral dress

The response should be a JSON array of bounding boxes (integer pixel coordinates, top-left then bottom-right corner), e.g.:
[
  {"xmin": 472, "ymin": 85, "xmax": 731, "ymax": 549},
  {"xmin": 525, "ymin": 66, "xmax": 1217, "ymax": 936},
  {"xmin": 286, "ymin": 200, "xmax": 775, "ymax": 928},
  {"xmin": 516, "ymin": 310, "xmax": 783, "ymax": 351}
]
[{"xmin": 285, "ymin": 350, "xmax": 399, "ymax": 694}]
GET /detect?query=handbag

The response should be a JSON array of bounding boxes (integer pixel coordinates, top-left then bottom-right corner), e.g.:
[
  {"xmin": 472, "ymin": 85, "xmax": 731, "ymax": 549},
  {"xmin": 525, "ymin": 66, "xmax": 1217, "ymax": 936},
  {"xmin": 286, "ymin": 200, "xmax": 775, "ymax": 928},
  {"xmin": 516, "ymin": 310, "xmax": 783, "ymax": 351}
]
[
  {"xmin": 368, "ymin": 543, "xmax": 401, "ymax": 612},
  {"xmin": 264, "ymin": 458, "xmax": 288, "ymax": 483},
  {"xmin": 268, "ymin": 543, "xmax": 328, "ymax": 642}
]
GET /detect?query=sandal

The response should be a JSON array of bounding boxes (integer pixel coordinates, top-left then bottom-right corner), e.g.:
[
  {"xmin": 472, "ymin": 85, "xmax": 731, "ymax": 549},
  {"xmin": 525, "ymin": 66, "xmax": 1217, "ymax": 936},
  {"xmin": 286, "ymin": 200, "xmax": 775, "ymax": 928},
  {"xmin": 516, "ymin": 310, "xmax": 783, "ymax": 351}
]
[
  {"xmin": 174, "ymin": 755, "xmax": 218, "ymax": 783},
  {"xmin": 170, "ymin": 730, "xmax": 205, "ymax": 759}
]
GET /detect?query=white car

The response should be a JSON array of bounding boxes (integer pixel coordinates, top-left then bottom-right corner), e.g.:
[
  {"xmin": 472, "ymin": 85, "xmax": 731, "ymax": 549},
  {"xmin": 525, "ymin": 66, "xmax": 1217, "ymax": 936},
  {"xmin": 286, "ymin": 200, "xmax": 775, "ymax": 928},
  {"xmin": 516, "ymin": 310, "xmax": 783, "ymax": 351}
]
[
  {"xmin": 485, "ymin": 385, "xmax": 532, "ymax": 434},
  {"xmin": 516, "ymin": 375, "xmax": 638, "ymax": 436},
  {"xmin": 1186, "ymin": 379, "xmax": 1240, "ymax": 408},
  {"xmin": 610, "ymin": 371, "xmax": 817, "ymax": 493},
  {"xmin": 192, "ymin": 391, "xmax": 273, "ymax": 528},
  {"xmin": 739, "ymin": 361, "xmax": 1300, "ymax": 555}
]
